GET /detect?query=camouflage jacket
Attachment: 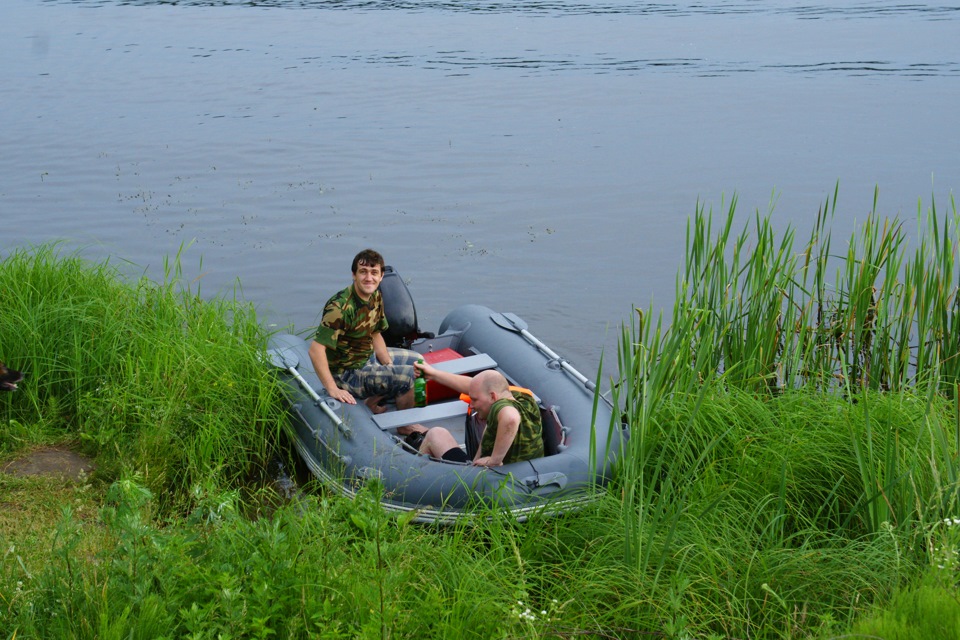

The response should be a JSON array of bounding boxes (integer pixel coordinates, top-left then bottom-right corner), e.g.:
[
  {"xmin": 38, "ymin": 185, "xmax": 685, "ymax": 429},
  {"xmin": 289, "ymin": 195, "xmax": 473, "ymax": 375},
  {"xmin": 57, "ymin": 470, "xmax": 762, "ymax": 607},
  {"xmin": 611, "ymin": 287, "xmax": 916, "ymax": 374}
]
[
  {"xmin": 313, "ymin": 285, "xmax": 389, "ymax": 375},
  {"xmin": 479, "ymin": 390, "xmax": 543, "ymax": 464}
]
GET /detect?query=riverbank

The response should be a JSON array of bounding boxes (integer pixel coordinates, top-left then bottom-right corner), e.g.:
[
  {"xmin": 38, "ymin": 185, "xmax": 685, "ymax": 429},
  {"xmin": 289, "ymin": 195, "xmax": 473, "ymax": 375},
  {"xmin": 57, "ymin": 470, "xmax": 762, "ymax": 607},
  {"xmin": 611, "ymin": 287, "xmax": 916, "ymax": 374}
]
[{"xmin": 3, "ymin": 193, "xmax": 960, "ymax": 638}]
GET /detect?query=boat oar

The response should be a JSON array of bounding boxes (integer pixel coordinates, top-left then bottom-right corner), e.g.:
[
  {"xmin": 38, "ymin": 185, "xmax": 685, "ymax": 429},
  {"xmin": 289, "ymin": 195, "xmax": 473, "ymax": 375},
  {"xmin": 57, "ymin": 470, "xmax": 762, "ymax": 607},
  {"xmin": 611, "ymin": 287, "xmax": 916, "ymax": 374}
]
[
  {"xmin": 490, "ymin": 312, "xmax": 596, "ymax": 392},
  {"xmin": 267, "ymin": 346, "xmax": 352, "ymax": 438}
]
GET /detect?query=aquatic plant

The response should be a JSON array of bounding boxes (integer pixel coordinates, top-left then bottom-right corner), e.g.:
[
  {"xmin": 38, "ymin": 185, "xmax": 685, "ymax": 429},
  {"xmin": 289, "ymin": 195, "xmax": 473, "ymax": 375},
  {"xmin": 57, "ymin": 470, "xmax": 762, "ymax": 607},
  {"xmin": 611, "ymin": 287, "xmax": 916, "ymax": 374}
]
[
  {"xmin": 609, "ymin": 187, "xmax": 960, "ymax": 636},
  {"xmin": 667, "ymin": 186, "xmax": 960, "ymax": 394}
]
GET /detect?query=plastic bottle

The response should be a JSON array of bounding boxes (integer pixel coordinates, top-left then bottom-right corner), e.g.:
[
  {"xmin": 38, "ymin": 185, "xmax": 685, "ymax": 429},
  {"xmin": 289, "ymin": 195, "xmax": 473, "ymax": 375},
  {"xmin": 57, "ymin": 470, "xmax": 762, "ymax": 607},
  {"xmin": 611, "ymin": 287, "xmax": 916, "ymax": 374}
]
[{"xmin": 414, "ymin": 359, "xmax": 427, "ymax": 407}]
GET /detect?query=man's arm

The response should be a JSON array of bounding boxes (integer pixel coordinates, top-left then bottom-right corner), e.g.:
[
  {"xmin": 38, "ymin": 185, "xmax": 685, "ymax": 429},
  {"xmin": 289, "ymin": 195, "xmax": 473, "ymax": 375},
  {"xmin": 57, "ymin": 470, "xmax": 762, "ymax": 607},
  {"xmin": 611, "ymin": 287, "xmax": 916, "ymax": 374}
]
[
  {"xmin": 414, "ymin": 361, "xmax": 472, "ymax": 395},
  {"xmin": 474, "ymin": 406, "xmax": 519, "ymax": 467},
  {"xmin": 371, "ymin": 332, "xmax": 392, "ymax": 365},
  {"xmin": 308, "ymin": 340, "xmax": 356, "ymax": 404}
]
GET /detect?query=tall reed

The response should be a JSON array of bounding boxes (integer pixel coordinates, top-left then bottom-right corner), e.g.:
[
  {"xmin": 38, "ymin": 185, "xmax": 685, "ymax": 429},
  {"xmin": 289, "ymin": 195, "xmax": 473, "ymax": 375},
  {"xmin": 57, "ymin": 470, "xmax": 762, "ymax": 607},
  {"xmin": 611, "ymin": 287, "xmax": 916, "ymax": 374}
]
[
  {"xmin": 611, "ymin": 188, "xmax": 960, "ymax": 634},
  {"xmin": 653, "ymin": 186, "xmax": 960, "ymax": 394}
]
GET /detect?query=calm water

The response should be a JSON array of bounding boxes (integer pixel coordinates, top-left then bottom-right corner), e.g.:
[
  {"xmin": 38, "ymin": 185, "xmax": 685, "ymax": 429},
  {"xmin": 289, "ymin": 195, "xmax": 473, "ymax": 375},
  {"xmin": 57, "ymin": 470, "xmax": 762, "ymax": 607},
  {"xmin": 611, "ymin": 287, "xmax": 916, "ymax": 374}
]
[{"xmin": 3, "ymin": 0, "xmax": 959, "ymax": 371}]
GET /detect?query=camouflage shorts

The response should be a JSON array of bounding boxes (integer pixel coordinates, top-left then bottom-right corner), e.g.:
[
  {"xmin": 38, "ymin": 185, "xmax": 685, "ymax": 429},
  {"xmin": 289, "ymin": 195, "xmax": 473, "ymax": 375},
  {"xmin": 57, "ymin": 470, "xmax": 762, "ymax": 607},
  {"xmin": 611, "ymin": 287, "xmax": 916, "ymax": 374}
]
[{"xmin": 336, "ymin": 348, "xmax": 420, "ymax": 399}]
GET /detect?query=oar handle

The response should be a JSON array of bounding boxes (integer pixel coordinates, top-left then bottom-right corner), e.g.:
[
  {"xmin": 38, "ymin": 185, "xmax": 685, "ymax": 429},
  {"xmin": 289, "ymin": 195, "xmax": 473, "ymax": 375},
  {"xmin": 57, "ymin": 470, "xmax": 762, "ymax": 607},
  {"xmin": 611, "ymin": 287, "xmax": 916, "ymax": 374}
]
[
  {"xmin": 491, "ymin": 311, "xmax": 599, "ymax": 394},
  {"xmin": 286, "ymin": 366, "xmax": 352, "ymax": 438},
  {"xmin": 517, "ymin": 328, "xmax": 595, "ymax": 391}
]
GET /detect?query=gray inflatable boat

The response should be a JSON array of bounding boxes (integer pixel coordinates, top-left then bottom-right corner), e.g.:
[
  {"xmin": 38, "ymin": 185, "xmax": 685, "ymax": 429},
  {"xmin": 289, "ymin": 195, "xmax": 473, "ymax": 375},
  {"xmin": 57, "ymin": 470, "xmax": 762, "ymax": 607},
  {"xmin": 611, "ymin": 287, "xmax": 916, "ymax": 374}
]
[{"xmin": 267, "ymin": 267, "xmax": 626, "ymax": 523}]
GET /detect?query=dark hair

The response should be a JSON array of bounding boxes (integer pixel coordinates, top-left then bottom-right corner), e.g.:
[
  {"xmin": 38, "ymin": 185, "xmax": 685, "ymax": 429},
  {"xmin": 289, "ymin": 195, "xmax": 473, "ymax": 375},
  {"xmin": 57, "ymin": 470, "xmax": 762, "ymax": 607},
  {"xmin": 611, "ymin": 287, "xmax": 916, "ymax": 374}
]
[{"xmin": 351, "ymin": 248, "xmax": 385, "ymax": 274}]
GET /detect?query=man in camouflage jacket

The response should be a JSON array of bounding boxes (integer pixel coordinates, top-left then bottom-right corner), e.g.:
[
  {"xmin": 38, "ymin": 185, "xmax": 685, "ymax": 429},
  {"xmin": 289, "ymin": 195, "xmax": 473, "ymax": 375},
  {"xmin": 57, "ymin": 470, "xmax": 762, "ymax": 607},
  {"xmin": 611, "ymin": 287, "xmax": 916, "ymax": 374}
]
[{"xmin": 308, "ymin": 249, "xmax": 419, "ymax": 412}]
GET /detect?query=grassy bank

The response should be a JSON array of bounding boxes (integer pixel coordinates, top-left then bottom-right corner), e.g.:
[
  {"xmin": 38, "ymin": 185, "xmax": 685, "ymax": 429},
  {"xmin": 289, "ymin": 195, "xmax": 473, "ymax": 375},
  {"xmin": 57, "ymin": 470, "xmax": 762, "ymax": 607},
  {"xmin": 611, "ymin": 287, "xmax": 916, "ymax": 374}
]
[
  {"xmin": 2, "ymin": 189, "xmax": 960, "ymax": 639},
  {"xmin": 0, "ymin": 244, "xmax": 282, "ymax": 510}
]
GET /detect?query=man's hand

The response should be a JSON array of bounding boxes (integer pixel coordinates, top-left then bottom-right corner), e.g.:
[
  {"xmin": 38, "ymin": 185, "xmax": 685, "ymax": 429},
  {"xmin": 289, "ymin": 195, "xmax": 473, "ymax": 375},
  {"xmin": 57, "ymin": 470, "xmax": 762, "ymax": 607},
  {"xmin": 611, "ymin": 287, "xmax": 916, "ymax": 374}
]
[
  {"xmin": 414, "ymin": 360, "xmax": 438, "ymax": 379},
  {"xmin": 326, "ymin": 386, "xmax": 356, "ymax": 404},
  {"xmin": 473, "ymin": 456, "xmax": 503, "ymax": 467}
]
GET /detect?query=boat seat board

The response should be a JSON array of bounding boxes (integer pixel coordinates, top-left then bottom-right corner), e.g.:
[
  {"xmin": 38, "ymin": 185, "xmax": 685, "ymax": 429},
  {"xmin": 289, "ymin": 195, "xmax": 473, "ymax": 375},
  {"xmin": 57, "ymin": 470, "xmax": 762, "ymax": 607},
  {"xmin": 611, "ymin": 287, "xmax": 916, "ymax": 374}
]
[
  {"xmin": 428, "ymin": 353, "xmax": 497, "ymax": 375},
  {"xmin": 421, "ymin": 351, "xmax": 496, "ymax": 402},
  {"xmin": 372, "ymin": 400, "xmax": 470, "ymax": 430}
]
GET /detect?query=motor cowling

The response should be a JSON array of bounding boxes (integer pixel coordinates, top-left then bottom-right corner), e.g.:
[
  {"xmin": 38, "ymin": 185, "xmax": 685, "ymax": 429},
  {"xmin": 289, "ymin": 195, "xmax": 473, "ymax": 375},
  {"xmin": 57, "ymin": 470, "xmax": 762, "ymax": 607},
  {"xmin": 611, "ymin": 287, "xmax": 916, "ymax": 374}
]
[{"xmin": 378, "ymin": 266, "xmax": 422, "ymax": 348}]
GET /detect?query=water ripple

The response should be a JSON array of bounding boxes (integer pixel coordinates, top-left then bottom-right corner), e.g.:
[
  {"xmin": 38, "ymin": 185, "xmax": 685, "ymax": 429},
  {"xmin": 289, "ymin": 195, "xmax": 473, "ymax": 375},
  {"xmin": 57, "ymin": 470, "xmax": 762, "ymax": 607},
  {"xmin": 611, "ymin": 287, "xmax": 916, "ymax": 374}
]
[
  {"xmin": 38, "ymin": 0, "xmax": 960, "ymax": 20},
  {"xmin": 320, "ymin": 52, "xmax": 959, "ymax": 78}
]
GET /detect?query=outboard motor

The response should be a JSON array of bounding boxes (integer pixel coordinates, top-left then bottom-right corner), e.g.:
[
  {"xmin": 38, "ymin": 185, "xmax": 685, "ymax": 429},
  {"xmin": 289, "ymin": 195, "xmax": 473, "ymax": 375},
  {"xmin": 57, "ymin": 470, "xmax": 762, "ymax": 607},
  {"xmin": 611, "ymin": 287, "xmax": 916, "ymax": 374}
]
[{"xmin": 379, "ymin": 266, "xmax": 430, "ymax": 348}]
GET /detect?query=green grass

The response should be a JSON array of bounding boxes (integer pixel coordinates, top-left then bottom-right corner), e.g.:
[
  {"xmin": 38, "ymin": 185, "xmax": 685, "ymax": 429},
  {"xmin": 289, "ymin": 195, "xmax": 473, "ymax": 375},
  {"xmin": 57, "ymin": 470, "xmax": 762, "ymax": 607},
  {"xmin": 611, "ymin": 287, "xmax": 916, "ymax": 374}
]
[
  {"xmin": 661, "ymin": 185, "xmax": 960, "ymax": 395},
  {"xmin": 3, "ymin": 187, "xmax": 960, "ymax": 639},
  {"xmin": 0, "ymin": 243, "xmax": 283, "ymax": 512},
  {"xmin": 843, "ymin": 572, "xmax": 960, "ymax": 640}
]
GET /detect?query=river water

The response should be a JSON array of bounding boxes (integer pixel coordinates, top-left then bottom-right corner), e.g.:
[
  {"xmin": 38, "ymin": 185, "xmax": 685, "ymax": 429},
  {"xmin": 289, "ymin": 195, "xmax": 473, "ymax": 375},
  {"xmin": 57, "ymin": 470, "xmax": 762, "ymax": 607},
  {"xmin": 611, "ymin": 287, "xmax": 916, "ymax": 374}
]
[{"xmin": 2, "ymin": 0, "xmax": 958, "ymax": 372}]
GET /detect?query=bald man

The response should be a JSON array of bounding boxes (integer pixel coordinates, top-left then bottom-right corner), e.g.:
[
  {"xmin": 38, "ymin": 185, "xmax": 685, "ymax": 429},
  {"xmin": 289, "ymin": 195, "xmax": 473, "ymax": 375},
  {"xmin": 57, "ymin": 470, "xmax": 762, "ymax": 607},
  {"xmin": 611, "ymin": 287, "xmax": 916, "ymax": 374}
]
[{"xmin": 402, "ymin": 366, "xmax": 543, "ymax": 466}]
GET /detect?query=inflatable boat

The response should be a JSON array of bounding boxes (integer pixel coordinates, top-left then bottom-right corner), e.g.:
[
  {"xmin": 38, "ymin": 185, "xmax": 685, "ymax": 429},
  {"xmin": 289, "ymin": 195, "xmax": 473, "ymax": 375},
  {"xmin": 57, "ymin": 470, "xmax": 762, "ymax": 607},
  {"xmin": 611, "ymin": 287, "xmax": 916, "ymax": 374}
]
[{"xmin": 267, "ymin": 267, "xmax": 626, "ymax": 523}]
